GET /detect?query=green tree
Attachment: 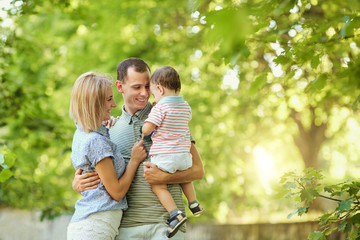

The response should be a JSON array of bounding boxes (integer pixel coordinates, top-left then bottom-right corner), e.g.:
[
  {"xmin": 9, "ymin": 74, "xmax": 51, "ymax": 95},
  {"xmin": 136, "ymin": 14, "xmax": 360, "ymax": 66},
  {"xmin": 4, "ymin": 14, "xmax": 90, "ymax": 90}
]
[
  {"xmin": 279, "ymin": 168, "xmax": 360, "ymax": 239},
  {"xmin": 196, "ymin": 0, "xmax": 360, "ymax": 169},
  {"xmin": 0, "ymin": 0, "xmax": 359, "ymax": 223},
  {"xmin": 192, "ymin": 0, "xmax": 360, "ymax": 213}
]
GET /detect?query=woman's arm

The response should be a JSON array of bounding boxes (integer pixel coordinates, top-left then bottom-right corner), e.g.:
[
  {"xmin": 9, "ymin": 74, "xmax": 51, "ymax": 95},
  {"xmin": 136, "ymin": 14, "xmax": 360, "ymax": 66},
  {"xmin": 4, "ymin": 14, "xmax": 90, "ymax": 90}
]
[
  {"xmin": 96, "ymin": 157, "xmax": 140, "ymax": 201},
  {"xmin": 143, "ymin": 142, "xmax": 204, "ymax": 185},
  {"xmin": 96, "ymin": 140, "xmax": 147, "ymax": 201}
]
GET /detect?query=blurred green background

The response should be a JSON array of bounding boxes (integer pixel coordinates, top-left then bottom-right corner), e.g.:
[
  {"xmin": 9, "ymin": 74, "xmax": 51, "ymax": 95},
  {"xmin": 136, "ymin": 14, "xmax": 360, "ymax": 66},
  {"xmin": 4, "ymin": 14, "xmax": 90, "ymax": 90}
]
[{"xmin": 0, "ymin": 0, "xmax": 359, "ymax": 225}]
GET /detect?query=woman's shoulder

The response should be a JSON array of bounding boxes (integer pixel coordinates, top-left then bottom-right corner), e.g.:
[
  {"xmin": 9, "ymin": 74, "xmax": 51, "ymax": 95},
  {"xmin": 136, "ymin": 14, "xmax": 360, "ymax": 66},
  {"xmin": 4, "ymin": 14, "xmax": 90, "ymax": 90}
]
[{"xmin": 74, "ymin": 130, "xmax": 108, "ymax": 148}]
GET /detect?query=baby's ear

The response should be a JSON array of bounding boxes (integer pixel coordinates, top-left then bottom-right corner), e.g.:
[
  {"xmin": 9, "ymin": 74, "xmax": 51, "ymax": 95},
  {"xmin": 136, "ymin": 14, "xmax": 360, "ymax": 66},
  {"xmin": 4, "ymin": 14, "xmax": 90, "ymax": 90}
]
[{"xmin": 157, "ymin": 85, "xmax": 165, "ymax": 95}]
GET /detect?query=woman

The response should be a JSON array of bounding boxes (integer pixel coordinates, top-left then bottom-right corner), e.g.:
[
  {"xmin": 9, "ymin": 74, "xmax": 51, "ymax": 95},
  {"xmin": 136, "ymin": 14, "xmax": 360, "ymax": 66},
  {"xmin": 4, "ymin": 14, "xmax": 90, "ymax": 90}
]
[{"xmin": 67, "ymin": 72, "xmax": 147, "ymax": 239}]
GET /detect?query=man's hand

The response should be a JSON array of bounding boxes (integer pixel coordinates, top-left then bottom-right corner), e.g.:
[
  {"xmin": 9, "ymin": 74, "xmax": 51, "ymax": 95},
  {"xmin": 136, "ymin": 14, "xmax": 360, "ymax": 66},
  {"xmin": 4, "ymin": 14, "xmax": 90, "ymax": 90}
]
[
  {"xmin": 143, "ymin": 162, "xmax": 168, "ymax": 185},
  {"xmin": 143, "ymin": 143, "xmax": 204, "ymax": 185},
  {"xmin": 72, "ymin": 169, "xmax": 101, "ymax": 193}
]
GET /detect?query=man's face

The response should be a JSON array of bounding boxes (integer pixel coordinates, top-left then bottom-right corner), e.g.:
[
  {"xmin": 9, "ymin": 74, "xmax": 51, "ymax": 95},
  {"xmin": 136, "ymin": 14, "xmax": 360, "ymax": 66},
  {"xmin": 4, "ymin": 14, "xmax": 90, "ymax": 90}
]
[{"xmin": 116, "ymin": 67, "xmax": 150, "ymax": 115}]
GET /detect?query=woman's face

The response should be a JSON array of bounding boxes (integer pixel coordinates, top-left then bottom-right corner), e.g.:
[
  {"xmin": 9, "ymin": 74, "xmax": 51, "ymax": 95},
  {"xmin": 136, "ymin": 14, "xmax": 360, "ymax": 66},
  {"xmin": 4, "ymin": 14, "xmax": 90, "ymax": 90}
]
[{"xmin": 103, "ymin": 86, "xmax": 117, "ymax": 121}]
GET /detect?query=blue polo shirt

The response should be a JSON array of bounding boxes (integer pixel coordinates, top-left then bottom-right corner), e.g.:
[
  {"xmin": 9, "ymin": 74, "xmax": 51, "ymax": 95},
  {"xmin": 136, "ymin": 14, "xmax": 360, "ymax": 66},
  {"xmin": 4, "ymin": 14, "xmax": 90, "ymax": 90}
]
[{"xmin": 70, "ymin": 124, "xmax": 127, "ymax": 223}]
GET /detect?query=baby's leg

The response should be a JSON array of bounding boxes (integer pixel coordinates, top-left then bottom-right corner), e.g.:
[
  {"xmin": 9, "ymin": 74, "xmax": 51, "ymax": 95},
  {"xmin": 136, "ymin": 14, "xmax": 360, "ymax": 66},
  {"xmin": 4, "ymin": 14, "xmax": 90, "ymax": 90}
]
[
  {"xmin": 152, "ymin": 184, "xmax": 177, "ymax": 212},
  {"xmin": 181, "ymin": 182, "xmax": 205, "ymax": 216},
  {"xmin": 181, "ymin": 182, "xmax": 196, "ymax": 203}
]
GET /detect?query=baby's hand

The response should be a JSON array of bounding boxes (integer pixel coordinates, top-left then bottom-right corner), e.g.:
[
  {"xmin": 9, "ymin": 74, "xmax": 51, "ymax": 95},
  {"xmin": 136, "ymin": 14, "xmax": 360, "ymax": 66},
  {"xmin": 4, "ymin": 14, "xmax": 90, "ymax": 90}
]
[
  {"xmin": 104, "ymin": 116, "xmax": 119, "ymax": 128},
  {"xmin": 130, "ymin": 140, "xmax": 147, "ymax": 164}
]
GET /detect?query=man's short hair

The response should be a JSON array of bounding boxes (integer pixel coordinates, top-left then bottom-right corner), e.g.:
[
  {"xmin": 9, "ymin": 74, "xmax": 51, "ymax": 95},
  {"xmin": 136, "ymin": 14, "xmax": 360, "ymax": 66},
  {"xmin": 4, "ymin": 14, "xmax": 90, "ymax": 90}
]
[{"xmin": 117, "ymin": 58, "xmax": 150, "ymax": 83}]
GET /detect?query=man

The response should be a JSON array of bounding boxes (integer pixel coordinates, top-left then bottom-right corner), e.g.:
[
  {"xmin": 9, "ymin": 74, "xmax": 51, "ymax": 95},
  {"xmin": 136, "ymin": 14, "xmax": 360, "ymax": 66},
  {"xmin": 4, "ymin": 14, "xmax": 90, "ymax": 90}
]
[{"xmin": 72, "ymin": 58, "xmax": 204, "ymax": 239}]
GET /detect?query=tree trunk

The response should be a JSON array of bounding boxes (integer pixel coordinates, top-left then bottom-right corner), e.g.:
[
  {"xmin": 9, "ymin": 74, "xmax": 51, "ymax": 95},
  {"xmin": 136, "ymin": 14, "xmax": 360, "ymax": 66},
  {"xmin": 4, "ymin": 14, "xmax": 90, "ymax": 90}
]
[
  {"xmin": 290, "ymin": 107, "xmax": 328, "ymax": 211},
  {"xmin": 290, "ymin": 108, "xmax": 327, "ymax": 170}
]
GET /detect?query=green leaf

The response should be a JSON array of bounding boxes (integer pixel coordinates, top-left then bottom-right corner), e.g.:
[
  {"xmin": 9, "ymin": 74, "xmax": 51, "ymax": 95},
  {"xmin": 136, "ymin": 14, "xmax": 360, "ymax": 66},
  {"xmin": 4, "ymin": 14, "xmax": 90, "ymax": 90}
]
[
  {"xmin": 349, "ymin": 228, "xmax": 360, "ymax": 239},
  {"xmin": 319, "ymin": 213, "xmax": 331, "ymax": 225},
  {"xmin": 287, "ymin": 209, "xmax": 298, "ymax": 219},
  {"xmin": 352, "ymin": 95, "xmax": 360, "ymax": 110},
  {"xmin": 0, "ymin": 146, "xmax": 16, "ymax": 168},
  {"xmin": 249, "ymin": 73, "xmax": 267, "ymax": 96},
  {"xmin": 324, "ymin": 226, "xmax": 337, "ymax": 236},
  {"xmin": 273, "ymin": 55, "xmax": 288, "ymax": 65},
  {"xmin": 311, "ymin": 55, "xmax": 320, "ymax": 69},
  {"xmin": 205, "ymin": 7, "xmax": 253, "ymax": 59},
  {"xmin": 340, "ymin": 16, "xmax": 360, "ymax": 38},
  {"xmin": 1, "ymin": 164, "xmax": 9, "ymax": 169},
  {"xmin": 307, "ymin": 74, "xmax": 327, "ymax": 92},
  {"xmin": 273, "ymin": 0, "xmax": 295, "ymax": 16},
  {"xmin": 297, "ymin": 206, "xmax": 309, "ymax": 216},
  {"xmin": 338, "ymin": 220, "xmax": 348, "ymax": 231},
  {"xmin": 300, "ymin": 189, "xmax": 318, "ymax": 202},
  {"xmin": 324, "ymin": 187, "xmax": 333, "ymax": 193},
  {"xmin": 344, "ymin": 221, "xmax": 352, "ymax": 234},
  {"xmin": 331, "ymin": 190, "xmax": 344, "ymax": 197},
  {"xmin": 348, "ymin": 185, "xmax": 359, "ymax": 196},
  {"xmin": 308, "ymin": 231, "xmax": 326, "ymax": 240},
  {"xmin": 284, "ymin": 181, "xmax": 297, "ymax": 190},
  {"xmin": 351, "ymin": 213, "xmax": 360, "ymax": 224},
  {"xmin": 0, "ymin": 169, "xmax": 13, "ymax": 182},
  {"xmin": 337, "ymin": 200, "xmax": 353, "ymax": 211}
]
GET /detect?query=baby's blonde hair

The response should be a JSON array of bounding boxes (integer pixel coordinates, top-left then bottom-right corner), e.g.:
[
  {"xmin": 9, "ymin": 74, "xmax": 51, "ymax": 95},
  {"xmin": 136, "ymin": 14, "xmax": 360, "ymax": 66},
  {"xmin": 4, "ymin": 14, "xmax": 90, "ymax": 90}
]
[{"xmin": 69, "ymin": 72, "xmax": 112, "ymax": 133}]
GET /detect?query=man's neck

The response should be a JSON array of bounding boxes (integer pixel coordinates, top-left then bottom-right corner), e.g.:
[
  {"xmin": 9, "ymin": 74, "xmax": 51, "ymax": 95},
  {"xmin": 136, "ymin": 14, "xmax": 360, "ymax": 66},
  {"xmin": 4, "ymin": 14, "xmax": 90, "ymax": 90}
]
[{"xmin": 123, "ymin": 105, "xmax": 138, "ymax": 115}]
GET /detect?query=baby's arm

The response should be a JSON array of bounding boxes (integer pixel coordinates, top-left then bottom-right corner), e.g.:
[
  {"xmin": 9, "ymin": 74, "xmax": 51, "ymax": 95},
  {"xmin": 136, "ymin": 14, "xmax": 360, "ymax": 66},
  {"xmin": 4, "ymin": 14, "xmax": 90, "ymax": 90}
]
[{"xmin": 142, "ymin": 122, "xmax": 156, "ymax": 139}]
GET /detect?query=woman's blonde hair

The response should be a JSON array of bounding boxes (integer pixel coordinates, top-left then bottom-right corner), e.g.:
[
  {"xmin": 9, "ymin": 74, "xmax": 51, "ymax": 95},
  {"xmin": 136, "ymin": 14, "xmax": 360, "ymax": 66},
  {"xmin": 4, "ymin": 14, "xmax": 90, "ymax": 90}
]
[{"xmin": 69, "ymin": 72, "xmax": 113, "ymax": 133}]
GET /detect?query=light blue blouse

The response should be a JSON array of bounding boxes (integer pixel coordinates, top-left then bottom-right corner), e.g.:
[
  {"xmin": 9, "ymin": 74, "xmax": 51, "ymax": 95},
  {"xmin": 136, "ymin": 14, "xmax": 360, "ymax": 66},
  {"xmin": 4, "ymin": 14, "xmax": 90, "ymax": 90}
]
[{"xmin": 70, "ymin": 124, "xmax": 127, "ymax": 223}]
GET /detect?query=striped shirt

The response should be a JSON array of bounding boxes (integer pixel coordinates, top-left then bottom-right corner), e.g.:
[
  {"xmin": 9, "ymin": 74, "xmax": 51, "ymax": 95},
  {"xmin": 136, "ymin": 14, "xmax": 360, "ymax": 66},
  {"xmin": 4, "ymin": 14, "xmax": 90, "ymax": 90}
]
[
  {"xmin": 145, "ymin": 96, "xmax": 191, "ymax": 156},
  {"xmin": 109, "ymin": 102, "xmax": 194, "ymax": 232}
]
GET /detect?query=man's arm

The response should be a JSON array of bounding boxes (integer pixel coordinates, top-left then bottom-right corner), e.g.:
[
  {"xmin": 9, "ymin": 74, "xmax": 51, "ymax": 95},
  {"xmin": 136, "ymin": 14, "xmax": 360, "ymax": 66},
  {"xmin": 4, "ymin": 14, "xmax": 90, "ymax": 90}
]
[
  {"xmin": 72, "ymin": 169, "xmax": 101, "ymax": 193},
  {"xmin": 143, "ymin": 142, "xmax": 204, "ymax": 184}
]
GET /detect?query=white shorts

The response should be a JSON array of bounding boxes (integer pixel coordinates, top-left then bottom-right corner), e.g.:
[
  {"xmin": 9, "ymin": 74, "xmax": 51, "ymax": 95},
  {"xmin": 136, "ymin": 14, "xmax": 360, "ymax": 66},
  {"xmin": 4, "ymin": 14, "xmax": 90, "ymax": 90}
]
[
  {"xmin": 67, "ymin": 209, "xmax": 123, "ymax": 240},
  {"xmin": 151, "ymin": 153, "xmax": 192, "ymax": 174}
]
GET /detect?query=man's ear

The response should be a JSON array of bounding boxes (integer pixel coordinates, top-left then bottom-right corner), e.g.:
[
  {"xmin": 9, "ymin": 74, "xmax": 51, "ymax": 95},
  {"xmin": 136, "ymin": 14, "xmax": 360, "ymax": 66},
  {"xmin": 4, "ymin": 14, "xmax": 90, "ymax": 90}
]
[
  {"xmin": 157, "ymin": 85, "xmax": 165, "ymax": 95},
  {"xmin": 115, "ymin": 80, "xmax": 124, "ymax": 93}
]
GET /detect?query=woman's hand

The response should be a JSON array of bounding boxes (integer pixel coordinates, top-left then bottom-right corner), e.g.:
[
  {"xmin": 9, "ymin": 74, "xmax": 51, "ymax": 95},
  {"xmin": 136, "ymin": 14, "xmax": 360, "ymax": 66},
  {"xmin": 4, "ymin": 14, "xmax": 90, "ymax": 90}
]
[
  {"xmin": 130, "ymin": 140, "xmax": 147, "ymax": 164},
  {"xmin": 72, "ymin": 169, "xmax": 101, "ymax": 193}
]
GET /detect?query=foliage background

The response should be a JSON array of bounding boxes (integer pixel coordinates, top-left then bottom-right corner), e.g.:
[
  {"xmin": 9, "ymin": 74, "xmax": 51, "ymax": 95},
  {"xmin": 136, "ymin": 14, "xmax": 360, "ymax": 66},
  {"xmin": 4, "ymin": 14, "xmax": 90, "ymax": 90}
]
[{"xmin": 0, "ymin": 0, "xmax": 359, "ymax": 224}]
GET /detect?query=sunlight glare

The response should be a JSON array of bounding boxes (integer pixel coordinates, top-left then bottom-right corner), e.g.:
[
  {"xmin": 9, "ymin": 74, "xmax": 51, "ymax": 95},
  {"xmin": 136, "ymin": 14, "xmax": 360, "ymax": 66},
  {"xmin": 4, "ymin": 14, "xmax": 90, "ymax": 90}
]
[
  {"xmin": 215, "ymin": 201, "xmax": 229, "ymax": 223},
  {"xmin": 221, "ymin": 67, "xmax": 239, "ymax": 90},
  {"xmin": 254, "ymin": 146, "xmax": 276, "ymax": 195},
  {"xmin": 0, "ymin": 0, "xmax": 13, "ymax": 28},
  {"xmin": 329, "ymin": 151, "xmax": 346, "ymax": 179},
  {"xmin": 264, "ymin": 53, "xmax": 284, "ymax": 77}
]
